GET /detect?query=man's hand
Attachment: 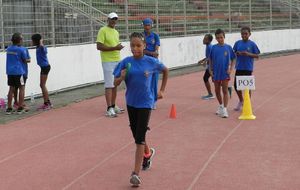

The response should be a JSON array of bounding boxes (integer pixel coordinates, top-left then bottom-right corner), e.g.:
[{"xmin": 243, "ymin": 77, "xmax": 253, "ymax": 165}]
[{"xmin": 115, "ymin": 43, "xmax": 124, "ymax": 50}]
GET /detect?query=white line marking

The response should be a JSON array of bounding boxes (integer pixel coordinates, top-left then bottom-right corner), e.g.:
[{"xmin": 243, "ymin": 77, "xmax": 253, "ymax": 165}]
[{"xmin": 186, "ymin": 80, "xmax": 300, "ymax": 190}]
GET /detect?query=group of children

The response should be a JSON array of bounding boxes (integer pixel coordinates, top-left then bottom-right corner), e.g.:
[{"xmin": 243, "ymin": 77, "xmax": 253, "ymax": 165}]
[
  {"xmin": 199, "ymin": 26, "xmax": 260, "ymax": 118},
  {"xmin": 4, "ymin": 23, "xmax": 259, "ymax": 187},
  {"xmin": 5, "ymin": 33, "xmax": 52, "ymax": 114}
]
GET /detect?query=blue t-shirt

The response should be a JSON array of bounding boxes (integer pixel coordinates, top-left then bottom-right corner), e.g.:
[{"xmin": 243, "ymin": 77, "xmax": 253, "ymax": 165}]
[
  {"xmin": 210, "ymin": 44, "xmax": 235, "ymax": 81},
  {"xmin": 113, "ymin": 55, "xmax": 166, "ymax": 108},
  {"xmin": 36, "ymin": 46, "xmax": 49, "ymax": 67},
  {"xmin": 233, "ymin": 40, "xmax": 260, "ymax": 71},
  {"xmin": 205, "ymin": 44, "xmax": 213, "ymax": 69},
  {"xmin": 6, "ymin": 45, "xmax": 27, "ymax": 75},
  {"xmin": 20, "ymin": 46, "xmax": 31, "ymax": 77},
  {"xmin": 144, "ymin": 31, "xmax": 160, "ymax": 53}
]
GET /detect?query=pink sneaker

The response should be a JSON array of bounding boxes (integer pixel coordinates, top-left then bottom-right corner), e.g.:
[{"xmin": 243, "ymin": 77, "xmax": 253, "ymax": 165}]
[
  {"xmin": 37, "ymin": 104, "xmax": 51, "ymax": 111},
  {"xmin": 13, "ymin": 102, "xmax": 19, "ymax": 109}
]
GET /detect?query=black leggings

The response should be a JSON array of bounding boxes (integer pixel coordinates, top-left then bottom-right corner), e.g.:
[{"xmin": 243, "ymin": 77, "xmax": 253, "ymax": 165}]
[
  {"xmin": 234, "ymin": 70, "xmax": 253, "ymax": 91},
  {"xmin": 127, "ymin": 105, "xmax": 152, "ymax": 145},
  {"xmin": 203, "ymin": 69, "xmax": 211, "ymax": 83}
]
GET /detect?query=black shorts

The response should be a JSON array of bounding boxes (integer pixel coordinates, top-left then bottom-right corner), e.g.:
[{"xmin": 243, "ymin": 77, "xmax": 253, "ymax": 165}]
[
  {"xmin": 127, "ymin": 105, "xmax": 152, "ymax": 145},
  {"xmin": 7, "ymin": 75, "xmax": 27, "ymax": 88},
  {"xmin": 234, "ymin": 70, "xmax": 253, "ymax": 91},
  {"xmin": 41, "ymin": 65, "xmax": 51, "ymax": 75}
]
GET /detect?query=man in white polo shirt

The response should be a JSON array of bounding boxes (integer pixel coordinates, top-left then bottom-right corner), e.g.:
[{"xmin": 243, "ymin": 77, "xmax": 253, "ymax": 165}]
[{"xmin": 97, "ymin": 12, "xmax": 124, "ymax": 117}]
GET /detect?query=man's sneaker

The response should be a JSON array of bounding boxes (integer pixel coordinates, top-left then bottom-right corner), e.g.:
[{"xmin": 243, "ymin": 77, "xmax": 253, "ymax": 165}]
[
  {"xmin": 142, "ymin": 148, "xmax": 156, "ymax": 170},
  {"xmin": 130, "ymin": 172, "xmax": 141, "ymax": 187},
  {"xmin": 17, "ymin": 107, "xmax": 27, "ymax": 114},
  {"xmin": 201, "ymin": 94, "xmax": 215, "ymax": 100},
  {"xmin": 234, "ymin": 101, "xmax": 243, "ymax": 111},
  {"xmin": 106, "ymin": 107, "xmax": 117, "ymax": 118},
  {"xmin": 216, "ymin": 105, "xmax": 224, "ymax": 115},
  {"xmin": 114, "ymin": 105, "xmax": 124, "ymax": 114},
  {"xmin": 222, "ymin": 107, "xmax": 229, "ymax": 118},
  {"xmin": 5, "ymin": 108, "xmax": 13, "ymax": 115}
]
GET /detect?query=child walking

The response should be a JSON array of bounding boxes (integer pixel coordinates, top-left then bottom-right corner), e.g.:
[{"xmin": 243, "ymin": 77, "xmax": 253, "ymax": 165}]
[
  {"xmin": 113, "ymin": 32, "xmax": 168, "ymax": 187},
  {"xmin": 198, "ymin": 34, "xmax": 214, "ymax": 100},
  {"xmin": 31, "ymin": 34, "xmax": 52, "ymax": 110},
  {"xmin": 233, "ymin": 26, "xmax": 260, "ymax": 111},
  {"xmin": 209, "ymin": 29, "xmax": 235, "ymax": 118}
]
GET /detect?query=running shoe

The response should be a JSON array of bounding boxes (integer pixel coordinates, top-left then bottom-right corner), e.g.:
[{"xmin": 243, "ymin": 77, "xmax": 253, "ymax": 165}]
[
  {"xmin": 222, "ymin": 107, "xmax": 229, "ymax": 118},
  {"xmin": 216, "ymin": 105, "xmax": 224, "ymax": 115},
  {"xmin": 130, "ymin": 172, "xmax": 141, "ymax": 187},
  {"xmin": 106, "ymin": 107, "xmax": 117, "ymax": 118},
  {"xmin": 114, "ymin": 105, "xmax": 124, "ymax": 114},
  {"xmin": 5, "ymin": 108, "xmax": 13, "ymax": 115},
  {"xmin": 234, "ymin": 102, "xmax": 243, "ymax": 111},
  {"xmin": 201, "ymin": 94, "xmax": 215, "ymax": 100},
  {"xmin": 142, "ymin": 148, "xmax": 156, "ymax": 170}
]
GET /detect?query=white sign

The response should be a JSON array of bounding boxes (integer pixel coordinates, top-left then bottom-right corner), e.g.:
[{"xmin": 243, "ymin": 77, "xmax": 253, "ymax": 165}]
[{"xmin": 236, "ymin": 76, "xmax": 255, "ymax": 90}]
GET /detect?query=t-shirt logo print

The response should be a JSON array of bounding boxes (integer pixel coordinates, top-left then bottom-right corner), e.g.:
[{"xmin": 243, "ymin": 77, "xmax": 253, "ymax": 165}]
[
  {"xmin": 224, "ymin": 51, "xmax": 228, "ymax": 56},
  {"xmin": 151, "ymin": 39, "xmax": 155, "ymax": 44},
  {"xmin": 247, "ymin": 47, "xmax": 251, "ymax": 51}
]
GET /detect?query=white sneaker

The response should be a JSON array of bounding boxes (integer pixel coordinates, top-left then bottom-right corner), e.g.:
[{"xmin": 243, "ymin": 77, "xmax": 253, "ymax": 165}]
[
  {"xmin": 114, "ymin": 105, "xmax": 125, "ymax": 114},
  {"xmin": 106, "ymin": 107, "xmax": 117, "ymax": 118},
  {"xmin": 222, "ymin": 107, "xmax": 229, "ymax": 118},
  {"xmin": 234, "ymin": 101, "xmax": 243, "ymax": 111},
  {"xmin": 216, "ymin": 105, "xmax": 224, "ymax": 115},
  {"xmin": 130, "ymin": 172, "xmax": 141, "ymax": 187}
]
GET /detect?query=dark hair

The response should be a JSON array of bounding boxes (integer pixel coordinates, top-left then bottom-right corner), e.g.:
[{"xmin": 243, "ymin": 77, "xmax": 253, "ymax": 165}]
[
  {"xmin": 129, "ymin": 32, "xmax": 145, "ymax": 41},
  {"xmin": 241, "ymin": 26, "xmax": 251, "ymax": 33},
  {"xmin": 31, "ymin": 33, "xmax": 42, "ymax": 45},
  {"xmin": 215, "ymin": 29, "xmax": 225, "ymax": 37},
  {"xmin": 11, "ymin": 33, "xmax": 22, "ymax": 44},
  {"xmin": 205, "ymin": 34, "xmax": 213, "ymax": 42}
]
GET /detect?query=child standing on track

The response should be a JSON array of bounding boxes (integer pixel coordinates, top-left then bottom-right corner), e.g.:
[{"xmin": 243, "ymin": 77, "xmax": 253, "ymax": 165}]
[
  {"xmin": 5, "ymin": 33, "xmax": 28, "ymax": 114},
  {"xmin": 142, "ymin": 18, "xmax": 161, "ymax": 109},
  {"xmin": 198, "ymin": 34, "xmax": 214, "ymax": 100},
  {"xmin": 233, "ymin": 26, "xmax": 260, "ymax": 111},
  {"xmin": 209, "ymin": 29, "xmax": 235, "ymax": 118},
  {"xmin": 113, "ymin": 32, "xmax": 168, "ymax": 187},
  {"xmin": 32, "ymin": 34, "xmax": 52, "ymax": 110}
]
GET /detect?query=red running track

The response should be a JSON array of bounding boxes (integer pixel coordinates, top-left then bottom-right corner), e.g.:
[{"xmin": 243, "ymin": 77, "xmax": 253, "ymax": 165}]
[{"xmin": 0, "ymin": 54, "xmax": 300, "ymax": 190}]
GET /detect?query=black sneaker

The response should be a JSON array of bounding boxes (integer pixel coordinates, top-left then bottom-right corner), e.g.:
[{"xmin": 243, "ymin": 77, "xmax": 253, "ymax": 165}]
[
  {"xmin": 142, "ymin": 148, "xmax": 156, "ymax": 170},
  {"xmin": 17, "ymin": 107, "xmax": 27, "ymax": 114},
  {"xmin": 130, "ymin": 172, "xmax": 141, "ymax": 187},
  {"xmin": 5, "ymin": 108, "xmax": 13, "ymax": 115}
]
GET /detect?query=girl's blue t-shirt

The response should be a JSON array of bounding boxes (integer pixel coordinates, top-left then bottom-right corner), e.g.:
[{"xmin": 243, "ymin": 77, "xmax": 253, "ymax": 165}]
[
  {"xmin": 233, "ymin": 40, "xmax": 260, "ymax": 71},
  {"xmin": 210, "ymin": 44, "xmax": 235, "ymax": 81},
  {"xmin": 113, "ymin": 55, "xmax": 165, "ymax": 109},
  {"xmin": 36, "ymin": 46, "xmax": 49, "ymax": 67},
  {"xmin": 6, "ymin": 45, "xmax": 27, "ymax": 75}
]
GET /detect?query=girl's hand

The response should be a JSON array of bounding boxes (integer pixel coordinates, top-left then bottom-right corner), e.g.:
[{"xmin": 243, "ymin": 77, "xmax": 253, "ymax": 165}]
[
  {"xmin": 157, "ymin": 90, "xmax": 164, "ymax": 99},
  {"xmin": 227, "ymin": 69, "xmax": 232, "ymax": 75},
  {"xmin": 120, "ymin": 69, "xmax": 126, "ymax": 80}
]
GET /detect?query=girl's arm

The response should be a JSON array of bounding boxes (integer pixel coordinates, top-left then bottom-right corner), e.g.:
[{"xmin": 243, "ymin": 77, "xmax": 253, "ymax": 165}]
[
  {"xmin": 240, "ymin": 51, "xmax": 259, "ymax": 58},
  {"xmin": 114, "ymin": 69, "xmax": 126, "ymax": 87},
  {"xmin": 157, "ymin": 67, "xmax": 168, "ymax": 99},
  {"xmin": 227, "ymin": 59, "xmax": 235, "ymax": 75}
]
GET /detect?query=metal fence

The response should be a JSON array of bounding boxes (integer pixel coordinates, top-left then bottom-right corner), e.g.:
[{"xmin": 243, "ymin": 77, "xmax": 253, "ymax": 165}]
[{"xmin": 1, "ymin": 0, "xmax": 300, "ymax": 50}]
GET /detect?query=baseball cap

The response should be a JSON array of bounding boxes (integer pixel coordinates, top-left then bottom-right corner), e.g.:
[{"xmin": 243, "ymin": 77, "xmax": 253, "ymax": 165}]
[
  {"xmin": 142, "ymin": 18, "xmax": 153, "ymax": 26},
  {"xmin": 108, "ymin": 12, "xmax": 118, "ymax": 19}
]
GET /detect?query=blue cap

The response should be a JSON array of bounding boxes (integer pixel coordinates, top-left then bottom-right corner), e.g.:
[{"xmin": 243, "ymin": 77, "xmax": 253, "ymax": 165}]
[{"xmin": 142, "ymin": 18, "xmax": 153, "ymax": 26}]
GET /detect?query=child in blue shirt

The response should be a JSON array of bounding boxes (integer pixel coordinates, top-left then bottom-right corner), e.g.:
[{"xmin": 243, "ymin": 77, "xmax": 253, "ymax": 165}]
[
  {"xmin": 209, "ymin": 29, "xmax": 235, "ymax": 118},
  {"xmin": 32, "ymin": 34, "xmax": 52, "ymax": 110},
  {"xmin": 142, "ymin": 18, "xmax": 161, "ymax": 109},
  {"xmin": 198, "ymin": 34, "xmax": 214, "ymax": 100},
  {"xmin": 114, "ymin": 32, "xmax": 168, "ymax": 187},
  {"xmin": 13, "ymin": 46, "xmax": 31, "ymax": 110},
  {"xmin": 233, "ymin": 26, "xmax": 260, "ymax": 111},
  {"xmin": 5, "ymin": 33, "xmax": 29, "ymax": 114}
]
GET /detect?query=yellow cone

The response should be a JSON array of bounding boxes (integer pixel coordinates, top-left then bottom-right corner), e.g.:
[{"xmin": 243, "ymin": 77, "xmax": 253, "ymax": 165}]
[{"xmin": 239, "ymin": 88, "xmax": 256, "ymax": 120}]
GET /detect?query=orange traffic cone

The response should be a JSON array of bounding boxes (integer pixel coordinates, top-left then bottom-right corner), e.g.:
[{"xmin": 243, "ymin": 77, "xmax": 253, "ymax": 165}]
[
  {"xmin": 239, "ymin": 88, "xmax": 256, "ymax": 120},
  {"xmin": 169, "ymin": 104, "xmax": 177, "ymax": 119}
]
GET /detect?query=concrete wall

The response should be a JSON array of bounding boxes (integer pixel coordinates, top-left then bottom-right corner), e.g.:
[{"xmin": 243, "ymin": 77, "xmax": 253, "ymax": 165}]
[{"xmin": 1, "ymin": 29, "xmax": 300, "ymax": 98}]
